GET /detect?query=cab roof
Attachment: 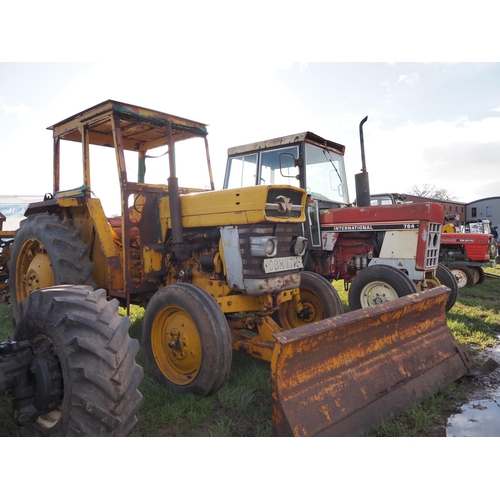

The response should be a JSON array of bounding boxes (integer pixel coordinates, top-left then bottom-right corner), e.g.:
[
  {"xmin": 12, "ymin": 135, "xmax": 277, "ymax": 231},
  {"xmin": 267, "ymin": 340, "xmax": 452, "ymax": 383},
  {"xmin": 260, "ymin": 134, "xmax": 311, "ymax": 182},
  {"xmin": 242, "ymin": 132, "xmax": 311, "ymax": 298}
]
[{"xmin": 227, "ymin": 131, "xmax": 345, "ymax": 156}]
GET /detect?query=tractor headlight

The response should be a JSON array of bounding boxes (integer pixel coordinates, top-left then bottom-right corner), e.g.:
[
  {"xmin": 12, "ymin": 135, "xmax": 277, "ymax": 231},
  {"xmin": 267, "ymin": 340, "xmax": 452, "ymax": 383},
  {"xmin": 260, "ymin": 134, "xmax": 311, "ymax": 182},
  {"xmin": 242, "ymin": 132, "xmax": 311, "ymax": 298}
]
[
  {"xmin": 292, "ymin": 237, "xmax": 308, "ymax": 256},
  {"xmin": 250, "ymin": 236, "xmax": 278, "ymax": 257}
]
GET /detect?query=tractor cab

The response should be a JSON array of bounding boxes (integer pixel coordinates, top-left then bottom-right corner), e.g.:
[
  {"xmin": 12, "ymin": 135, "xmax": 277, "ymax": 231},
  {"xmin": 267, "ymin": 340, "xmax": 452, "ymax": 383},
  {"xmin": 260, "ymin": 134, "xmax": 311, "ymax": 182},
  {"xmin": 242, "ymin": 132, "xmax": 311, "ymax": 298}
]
[{"xmin": 225, "ymin": 131, "xmax": 349, "ymax": 248}]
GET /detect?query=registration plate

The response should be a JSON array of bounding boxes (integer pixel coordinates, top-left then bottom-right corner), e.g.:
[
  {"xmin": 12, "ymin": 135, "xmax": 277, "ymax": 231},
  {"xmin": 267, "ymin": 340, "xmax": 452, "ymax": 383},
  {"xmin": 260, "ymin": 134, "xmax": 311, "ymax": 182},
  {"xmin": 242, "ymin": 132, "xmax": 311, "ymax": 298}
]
[{"xmin": 263, "ymin": 256, "xmax": 303, "ymax": 273}]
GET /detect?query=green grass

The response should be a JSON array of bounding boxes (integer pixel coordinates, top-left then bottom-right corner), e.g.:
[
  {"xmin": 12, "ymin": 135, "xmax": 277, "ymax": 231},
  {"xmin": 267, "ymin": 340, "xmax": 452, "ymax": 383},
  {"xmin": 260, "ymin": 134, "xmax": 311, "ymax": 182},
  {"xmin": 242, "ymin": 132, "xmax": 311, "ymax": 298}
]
[
  {"xmin": 367, "ymin": 382, "xmax": 471, "ymax": 437},
  {"xmin": 448, "ymin": 267, "xmax": 500, "ymax": 348},
  {"xmin": 124, "ymin": 304, "xmax": 273, "ymax": 437},
  {"xmin": 1, "ymin": 267, "xmax": 499, "ymax": 437}
]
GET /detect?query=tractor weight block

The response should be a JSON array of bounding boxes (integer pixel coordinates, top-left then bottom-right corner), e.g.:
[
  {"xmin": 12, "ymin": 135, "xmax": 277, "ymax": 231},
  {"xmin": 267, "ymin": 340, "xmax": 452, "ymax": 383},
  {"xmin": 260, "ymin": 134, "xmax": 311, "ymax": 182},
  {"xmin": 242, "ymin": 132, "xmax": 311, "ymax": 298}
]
[{"xmin": 270, "ymin": 286, "xmax": 497, "ymax": 437}]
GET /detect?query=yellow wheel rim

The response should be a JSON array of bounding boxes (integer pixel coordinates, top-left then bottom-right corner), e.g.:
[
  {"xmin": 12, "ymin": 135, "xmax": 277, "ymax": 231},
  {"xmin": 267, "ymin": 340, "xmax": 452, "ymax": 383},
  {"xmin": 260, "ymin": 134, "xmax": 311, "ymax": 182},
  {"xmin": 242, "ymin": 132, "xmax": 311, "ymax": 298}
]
[
  {"xmin": 15, "ymin": 238, "xmax": 55, "ymax": 303},
  {"xmin": 151, "ymin": 305, "xmax": 203, "ymax": 385},
  {"xmin": 279, "ymin": 291, "xmax": 325, "ymax": 329}
]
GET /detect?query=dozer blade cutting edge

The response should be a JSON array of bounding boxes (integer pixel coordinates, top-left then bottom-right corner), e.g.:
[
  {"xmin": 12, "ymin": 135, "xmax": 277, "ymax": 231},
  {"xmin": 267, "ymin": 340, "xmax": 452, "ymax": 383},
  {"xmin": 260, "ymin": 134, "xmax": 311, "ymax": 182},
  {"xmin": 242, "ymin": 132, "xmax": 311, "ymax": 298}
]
[{"xmin": 270, "ymin": 285, "xmax": 499, "ymax": 437}]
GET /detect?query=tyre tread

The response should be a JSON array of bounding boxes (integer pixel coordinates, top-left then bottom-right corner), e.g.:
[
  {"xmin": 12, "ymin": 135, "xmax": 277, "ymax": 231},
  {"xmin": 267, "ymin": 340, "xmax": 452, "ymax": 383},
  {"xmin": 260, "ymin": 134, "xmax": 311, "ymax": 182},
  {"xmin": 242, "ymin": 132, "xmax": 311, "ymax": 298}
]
[
  {"xmin": 10, "ymin": 214, "xmax": 96, "ymax": 314},
  {"xmin": 12, "ymin": 285, "xmax": 143, "ymax": 437}
]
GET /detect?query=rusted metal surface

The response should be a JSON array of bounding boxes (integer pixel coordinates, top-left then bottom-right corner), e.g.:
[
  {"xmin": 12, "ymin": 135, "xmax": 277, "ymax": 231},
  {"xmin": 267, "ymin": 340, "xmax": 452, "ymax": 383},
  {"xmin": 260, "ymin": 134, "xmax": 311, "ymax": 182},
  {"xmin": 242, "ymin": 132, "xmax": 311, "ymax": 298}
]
[
  {"xmin": 47, "ymin": 100, "xmax": 208, "ymax": 151},
  {"xmin": 270, "ymin": 286, "xmax": 484, "ymax": 437}
]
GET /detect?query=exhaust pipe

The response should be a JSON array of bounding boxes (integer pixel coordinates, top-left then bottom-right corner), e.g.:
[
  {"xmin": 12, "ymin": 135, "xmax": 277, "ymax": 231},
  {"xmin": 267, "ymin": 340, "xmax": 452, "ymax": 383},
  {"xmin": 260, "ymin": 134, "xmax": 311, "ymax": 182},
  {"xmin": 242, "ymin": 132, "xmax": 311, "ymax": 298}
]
[
  {"xmin": 166, "ymin": 121, "xmax": 188, "ymax": 262},
  {"xmin": 355, "ymin": 116, "xmax": 371, "ymax": 207}
]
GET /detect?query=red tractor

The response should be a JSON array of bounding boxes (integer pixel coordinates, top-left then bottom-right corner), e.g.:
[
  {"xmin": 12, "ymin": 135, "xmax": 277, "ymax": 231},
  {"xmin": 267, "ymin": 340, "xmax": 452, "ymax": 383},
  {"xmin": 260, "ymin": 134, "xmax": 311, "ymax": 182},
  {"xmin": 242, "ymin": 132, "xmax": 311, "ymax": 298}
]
[
  {"xmin": 461, "ymin": 218, "xmax": 499, "ymax": 260},
  {"xmin": 224, "ymin": 117, "xmax": 458, "ymax": 311},
  {"xmin": 440, "ymin": 217, "xmax": 497, "ymax": 287}
]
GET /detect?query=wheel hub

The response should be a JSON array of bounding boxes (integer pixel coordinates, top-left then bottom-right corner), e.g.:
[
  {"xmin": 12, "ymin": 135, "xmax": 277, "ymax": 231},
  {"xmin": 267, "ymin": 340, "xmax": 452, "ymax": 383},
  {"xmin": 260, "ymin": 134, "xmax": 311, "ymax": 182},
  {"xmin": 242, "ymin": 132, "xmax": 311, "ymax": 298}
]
[
  {"xmin": 361, "ymin": 282, "xmax": 399, "ymax": 307},
  {"xmin": 450, "ymin": 269, "xmax": 467, "ymax": 287},
  {"xmin": 26, "ymin": 253, "xmax": 55, "ymax": 291},
  {"xmin": 297, "ymin": 303, "xmax": 315, "ymax": 321},
  {"xmin": 152, "ymin": 306, "xmax": 202, "ymax": 384},
  {"xmin": 167, "ymin": 328, "xmax": 190, "ymax": 362}
]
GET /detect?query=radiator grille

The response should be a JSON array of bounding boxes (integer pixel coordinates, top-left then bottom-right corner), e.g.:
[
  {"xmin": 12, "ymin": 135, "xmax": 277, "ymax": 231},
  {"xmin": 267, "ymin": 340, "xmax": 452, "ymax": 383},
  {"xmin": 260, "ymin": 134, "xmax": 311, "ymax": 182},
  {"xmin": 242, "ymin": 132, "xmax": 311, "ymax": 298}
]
[
  {"xmin": 425, "ymin": 222, "xmax": 442, "ymax": 268},
  {"xmin": 238, "ymin": 223, "xmax": 301, "ymax": 278}
]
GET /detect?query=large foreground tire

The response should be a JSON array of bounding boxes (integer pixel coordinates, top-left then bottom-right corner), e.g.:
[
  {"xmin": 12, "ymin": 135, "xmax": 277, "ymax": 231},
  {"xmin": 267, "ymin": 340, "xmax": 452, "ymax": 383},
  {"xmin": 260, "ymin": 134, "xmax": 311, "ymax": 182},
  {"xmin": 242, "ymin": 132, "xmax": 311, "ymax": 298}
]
[
  {"xmin": 429, "ymin": 263, "xmax": 458, "ymax": 311},
  {"xmin": 11, "ymin": 286, "xmax": 143, "ymax": 437},
  {"xmin": 277, "ymin": 271, "xmax": 344, "ymax": 329},
  {"xmin": 142, "ymin": 283, "xmax": 232, "ymax": 397},
  {"xmin": 9, "ymin": 213, "xmax": 96, "ymax": 314},
  {"xmin": 448, "ymin": 263, "xmax": 474, "ymax": 288},
  {"xmin": 469, "ymin": 266, "xmax": 485, "ymax": 285},
  {"xmin": 348, "ymin": 264, "xmax": 418, "ymax": 311}
]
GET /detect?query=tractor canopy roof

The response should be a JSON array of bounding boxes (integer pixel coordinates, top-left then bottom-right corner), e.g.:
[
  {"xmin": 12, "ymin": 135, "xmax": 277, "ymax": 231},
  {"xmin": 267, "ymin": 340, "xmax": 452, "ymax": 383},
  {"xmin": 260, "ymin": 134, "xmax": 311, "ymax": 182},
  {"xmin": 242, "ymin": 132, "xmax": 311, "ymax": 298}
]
[{"xmin": 47, "ymin": 99, "xmax": 208, "ymax": 152}]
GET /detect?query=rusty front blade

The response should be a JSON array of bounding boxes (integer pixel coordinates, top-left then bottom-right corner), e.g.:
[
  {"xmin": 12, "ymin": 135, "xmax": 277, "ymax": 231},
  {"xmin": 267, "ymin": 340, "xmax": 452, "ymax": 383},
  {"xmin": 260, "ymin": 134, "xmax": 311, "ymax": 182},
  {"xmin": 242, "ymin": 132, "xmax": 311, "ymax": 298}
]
[{"xmin": 271, "ymin": 286, "xmax": 484, "ymax": 437}]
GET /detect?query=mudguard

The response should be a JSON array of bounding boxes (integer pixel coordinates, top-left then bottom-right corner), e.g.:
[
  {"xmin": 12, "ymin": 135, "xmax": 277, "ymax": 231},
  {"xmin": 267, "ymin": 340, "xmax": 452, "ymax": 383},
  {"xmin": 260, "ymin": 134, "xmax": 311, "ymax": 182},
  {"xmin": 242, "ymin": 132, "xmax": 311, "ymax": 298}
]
[{"xmin": 271, "ymin": 286, "xmax": 498, "ymax": 437}]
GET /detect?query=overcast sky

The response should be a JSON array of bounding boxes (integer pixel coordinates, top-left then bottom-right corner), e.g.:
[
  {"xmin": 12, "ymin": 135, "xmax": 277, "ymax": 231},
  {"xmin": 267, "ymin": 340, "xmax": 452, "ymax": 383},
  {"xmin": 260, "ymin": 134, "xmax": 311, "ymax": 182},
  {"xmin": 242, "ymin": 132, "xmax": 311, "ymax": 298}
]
[{"xmin": 1, "ymin": 61, "xmax": 499, "ymax": 212}]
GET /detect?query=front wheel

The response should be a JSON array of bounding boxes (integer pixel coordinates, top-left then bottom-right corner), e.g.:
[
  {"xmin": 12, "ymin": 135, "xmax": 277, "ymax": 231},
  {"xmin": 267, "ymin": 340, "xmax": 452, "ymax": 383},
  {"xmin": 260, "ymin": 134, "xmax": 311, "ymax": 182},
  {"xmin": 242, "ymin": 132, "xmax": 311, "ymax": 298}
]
[
  {"xmin": 348, "ymin": 264, "xmax": 417, "ymax": 311},
  {"xmin": 11, "ymin": 285, "xmax": 143, "ymax": 437},
  {"xmin": 427, "ymin": 263, "xmax": 458, "ymax": 311},
  {"xmin": 277, "ymin": 271, "xmax": 344, "ymax": 330},
  {"xmin": 448, "ymin": 263, "xmax": 474, "ymax": 288},
  {"xmin": 142, "ymin": 283, "xmax": 232, "ymax": 397}
]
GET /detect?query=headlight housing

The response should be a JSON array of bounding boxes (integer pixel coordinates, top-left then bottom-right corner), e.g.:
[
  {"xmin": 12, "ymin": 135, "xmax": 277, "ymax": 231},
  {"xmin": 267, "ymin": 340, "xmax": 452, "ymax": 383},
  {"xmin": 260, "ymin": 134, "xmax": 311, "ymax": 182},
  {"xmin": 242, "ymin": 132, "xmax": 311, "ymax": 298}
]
[
  {"xmin": 249, "ymin": 236, "xmax": 278, "ymax": 257},
  {"xmin": 292, "ymin": 236, "xmax": 308, "ymax": 256}
]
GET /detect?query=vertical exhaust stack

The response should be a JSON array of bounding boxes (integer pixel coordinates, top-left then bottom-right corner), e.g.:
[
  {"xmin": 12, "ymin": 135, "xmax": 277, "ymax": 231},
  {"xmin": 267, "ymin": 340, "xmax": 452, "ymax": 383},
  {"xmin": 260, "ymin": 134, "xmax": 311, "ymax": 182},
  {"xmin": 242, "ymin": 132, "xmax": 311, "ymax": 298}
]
[
  {"xmin": 166, "ymin": 121, "xmax": 188, "ymax": 262},
  {"xmin": 355, "ymin": 116, "xmax": 371, "ymax": 207}
]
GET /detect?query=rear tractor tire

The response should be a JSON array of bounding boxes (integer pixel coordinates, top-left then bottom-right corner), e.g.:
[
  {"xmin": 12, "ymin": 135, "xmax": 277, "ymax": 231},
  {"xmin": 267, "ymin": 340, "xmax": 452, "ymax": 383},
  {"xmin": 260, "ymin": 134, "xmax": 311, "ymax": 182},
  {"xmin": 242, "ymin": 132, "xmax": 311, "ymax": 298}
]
[
  {"xmin": 9, "ymin": 213, "xmax": 96, "ymax": 314},
  {"xmin": 348, "ymin": 264, "xmax": 418, "ymax": 311},
  {"xmin": 142, "ymin": 283, "xmax": 233, "ymax": 397},
  {"xmin": 469, "ymin": 266, "xmax": 485, "ymax": 285},
  {"xmin": 448, "ymin": 263, "xmax": 475, "ymax": 288},
  {"xmin": 11, "ymin": 285, "xmax": 143, "ymax": 437},
  {"xmin": 277, "ymin": 271, "xmax": 344, "ymax": 330},
  {"xmin": 489, "ymin": 239, "xmax": 498, "ymax": 260}
]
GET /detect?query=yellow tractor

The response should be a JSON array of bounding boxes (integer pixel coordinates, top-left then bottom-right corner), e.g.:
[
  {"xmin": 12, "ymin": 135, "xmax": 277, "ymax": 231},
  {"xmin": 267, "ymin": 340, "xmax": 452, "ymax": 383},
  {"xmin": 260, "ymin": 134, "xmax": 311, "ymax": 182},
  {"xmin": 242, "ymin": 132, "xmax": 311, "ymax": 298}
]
[{"xmin": 7, "ymin": 101, "xmax": 497, "ymax": 436}]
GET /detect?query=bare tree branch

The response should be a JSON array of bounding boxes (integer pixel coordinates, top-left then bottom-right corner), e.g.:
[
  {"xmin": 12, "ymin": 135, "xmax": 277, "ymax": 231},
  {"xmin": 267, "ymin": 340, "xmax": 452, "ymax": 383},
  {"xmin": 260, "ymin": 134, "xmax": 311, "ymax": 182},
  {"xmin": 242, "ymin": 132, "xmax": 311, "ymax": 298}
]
[{"xmin": 408, "ymin": 184, "xmax": 457, "ymax": 201}]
